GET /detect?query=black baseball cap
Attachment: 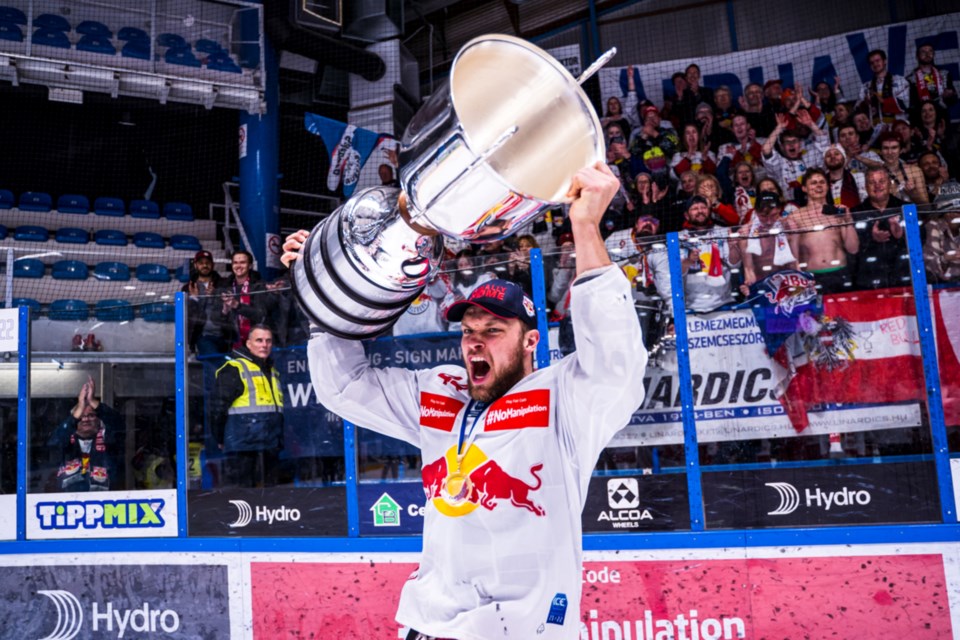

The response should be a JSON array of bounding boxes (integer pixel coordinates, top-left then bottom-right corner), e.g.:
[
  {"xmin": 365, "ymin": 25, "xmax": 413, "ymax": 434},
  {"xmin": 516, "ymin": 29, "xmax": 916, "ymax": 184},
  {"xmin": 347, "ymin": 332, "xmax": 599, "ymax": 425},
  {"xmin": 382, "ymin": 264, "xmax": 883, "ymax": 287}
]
[
  {"xmin": 755, "ymin": 191, "xmax": 782, "ymax": 211},
  {"xmin": 445, "ymin": 279, "xmax": 537, "ymax": 327}
]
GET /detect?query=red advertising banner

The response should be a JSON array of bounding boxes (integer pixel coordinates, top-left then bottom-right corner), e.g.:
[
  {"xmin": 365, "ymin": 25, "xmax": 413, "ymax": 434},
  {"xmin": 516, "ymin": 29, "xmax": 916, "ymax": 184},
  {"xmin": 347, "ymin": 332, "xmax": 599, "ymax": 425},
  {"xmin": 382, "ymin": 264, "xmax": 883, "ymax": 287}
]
[{"xmin": 251, "ymin": 554, "xmax": 951, "ymax": 639}]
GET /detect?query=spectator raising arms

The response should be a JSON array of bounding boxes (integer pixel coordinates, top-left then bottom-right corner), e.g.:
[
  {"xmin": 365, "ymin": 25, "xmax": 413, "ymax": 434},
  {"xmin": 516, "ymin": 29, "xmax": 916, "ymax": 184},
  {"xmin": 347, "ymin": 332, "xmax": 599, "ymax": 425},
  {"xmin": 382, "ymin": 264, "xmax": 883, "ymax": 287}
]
[{"xmin": 50, "ymin": 376, "xmax": 124, "ymax": 492}]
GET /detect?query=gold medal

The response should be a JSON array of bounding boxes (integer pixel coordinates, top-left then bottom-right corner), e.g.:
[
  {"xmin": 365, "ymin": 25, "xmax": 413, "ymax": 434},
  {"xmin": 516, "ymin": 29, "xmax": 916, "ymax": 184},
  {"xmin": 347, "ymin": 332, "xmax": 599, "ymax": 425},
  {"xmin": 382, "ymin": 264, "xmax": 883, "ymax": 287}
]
[{"xmin": 441, "ymin": 470, "xmax": 474, "ymax": 506}]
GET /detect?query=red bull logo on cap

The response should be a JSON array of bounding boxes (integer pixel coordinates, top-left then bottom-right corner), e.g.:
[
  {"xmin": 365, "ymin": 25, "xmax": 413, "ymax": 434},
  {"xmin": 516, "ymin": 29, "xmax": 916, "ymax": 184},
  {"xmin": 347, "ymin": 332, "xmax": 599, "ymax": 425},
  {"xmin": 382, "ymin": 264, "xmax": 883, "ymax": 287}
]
[
  {"xmin": 420, "ymin": 392, "xmax": 465, "ymax": 432},
  {"xmin": 421, "ymin": 445, "xmax": 546, "ymax": 518},
  {"xmin": 485, "ymin": 390, "xmax": 550, "ymax": 431}
]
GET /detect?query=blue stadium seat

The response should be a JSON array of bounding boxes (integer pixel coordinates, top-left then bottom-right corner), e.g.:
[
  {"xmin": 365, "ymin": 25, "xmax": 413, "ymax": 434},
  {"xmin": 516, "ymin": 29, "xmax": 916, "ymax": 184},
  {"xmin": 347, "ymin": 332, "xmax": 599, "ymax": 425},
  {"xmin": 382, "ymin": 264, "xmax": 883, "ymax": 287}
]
[
  {"xmin": 76, "ymin": 20, "xmax": 111, "ymax": 37},
  {"xmin": 94, "ymin": 261, "xmax": 131, "ymax": 281},
  {"xmin": 77, "ymin": 34, "xmax": 115, "ymax": 55},
  {"xmin": 0, "ymin": 224, "xmax": 6, "ymax": 239},
  {"xmin": 136, "ymin": 263, "xmax": 171, "ymax": 282},
  {"xmin": 56, "ymin": 227, "xmax": 89, "ymax": 244},
  {"xmin": 0, "ymin": 6, "xmax": 27, "ymax": 24},
  {"xmin": 94, "ymin": 196, "xmax": 125, "ymax": 216},
  {"xmin": 57, "ymin": 194, "xmax": 89, "ymax": 214},
  {"xmin": 0, "ymin": 19, "xmax": 23, "ymax": 41},
  {"xmin": 12, "ymin": 298, "xmax": 41, "ymax": 314},
  {"xmin": 33, "ymin": 13, "xmax": 70, "ymax": 31},
  {"xmin": 170, "ymin": 234, "xmax": 201, "ymax": 251},
  {"xmin": 32, "ymin": 27, "xmax": 70, "ymax": 48},
  {"xmin": 19, "ymin": 191, "xmax": 52, "ymax": 212},
  {"xmin": 157, "ymin": 33, "xmax": 187, "ymax": 49},
  {"xmin": 141, "ymin": 302, "xmax": 175, "ymax": 322},
  {"xmin": 49, "ymin": 299, "xmax": 89, "ymax": 321},
  {"xmin": 133, "ymin": 231, "xmax": 165, "ymax": 249},
  {"xmin": 13, "ymin": 259, "xmax": 44, "ymax": 278},
  {"xmin": 95, "ymin": 299, "xmax": 134, "ymax": 322},
  {"xmin": 118, "ymin": 26, "xmax": 147, "ymax": 42},
  {"xmin": 94, "ymin": 229, "xmax": 127, "ymax": 246},
  {"xmin": 130, "ymin": 199, "xmax": 160, "ymax": 219},
  {"xmin": 13, "ymin": 225, "xmax": 49, "ymax": 242},
  {"xmin": 121, "ymin": 40, "xmax": 149, "ymax": 60},
  {"xmin": 195, "ymin": 39, "xmax": 224, "ymax": 54},
  {"xmin": 163, "ymin": 201, "xmax": 194, "ymax": 221},
  {"xmin": 0, "ymin": 189, "xmax": 13, "ymax": 209},
  {"xmin": 175, "ymin": 263, "xmax": 191, "ymax": 283},
  {"xmin": 207, "ymin": 52, "xmax": 241, "ymax": 74},
  {"xmin": 52, "ymin": 260, "xmax": 88, "ymax": 280},
  {"xmin": 165, "ymin": 47, "xmax": 201, "ymax": 68}
]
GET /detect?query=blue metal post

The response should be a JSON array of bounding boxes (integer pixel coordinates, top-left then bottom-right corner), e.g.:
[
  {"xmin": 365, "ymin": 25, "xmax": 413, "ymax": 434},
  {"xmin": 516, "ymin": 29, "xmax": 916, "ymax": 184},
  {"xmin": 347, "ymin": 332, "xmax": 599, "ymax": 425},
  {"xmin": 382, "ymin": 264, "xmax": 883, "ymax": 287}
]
[
  {"xmin": 902, "ymin": 204, "xmax": 955, "ymax": 522},
  {"xmin": 239, "ymin": 14, "xmax": 280, "ymax": 278},
  {"xmin": 530, "ymin": 248, "xmax": 551, "ymax": 370},
  {"xmin": 667, "ymin": 233, "xmax": 705, "ymax": 531},
  {"xmin": 16, "ymin": 306, "xmax": 29, "ymax": 541},
  {"xmin": 174, "ymin": 292, "xmax": 189, "ymax": 536},
  {"xmin": 587, "ymin": 0, "xmax": 602, "ymax": 63},
  {"xmin": 726, "ymin": 0, "xmax": 739, "ymax": 52},
  {"xmin": 344, "ymin": 420, "xmax": 360, "ymax": 537}
]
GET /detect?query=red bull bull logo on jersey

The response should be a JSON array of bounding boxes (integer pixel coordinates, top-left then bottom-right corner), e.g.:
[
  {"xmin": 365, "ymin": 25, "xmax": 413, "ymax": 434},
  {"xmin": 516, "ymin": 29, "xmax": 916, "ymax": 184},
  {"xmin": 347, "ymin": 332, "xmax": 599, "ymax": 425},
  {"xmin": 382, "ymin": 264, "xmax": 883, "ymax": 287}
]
[{"xmin": 421, "ymin": 445, "xmax": 546, "ymax": 518}]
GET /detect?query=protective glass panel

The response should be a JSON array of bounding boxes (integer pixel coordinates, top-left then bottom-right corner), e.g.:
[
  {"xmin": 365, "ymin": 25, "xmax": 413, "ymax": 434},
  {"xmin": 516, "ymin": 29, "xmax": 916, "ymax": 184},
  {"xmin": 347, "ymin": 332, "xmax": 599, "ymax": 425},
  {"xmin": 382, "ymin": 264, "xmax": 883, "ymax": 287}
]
[
  {"xmin": 682, "ymin": 200, "xmax": 938, "ymax": 529},
  {"xmin": 185, "ymin": 277, "xmax": 346, "ymax": 537},
  {"xmin": 590, "ymin": 230, "xmax": 691, "ymax": 533},
  {"xmin": 921, "ymin": 204, "xmax": 960, "ymax": 456}
]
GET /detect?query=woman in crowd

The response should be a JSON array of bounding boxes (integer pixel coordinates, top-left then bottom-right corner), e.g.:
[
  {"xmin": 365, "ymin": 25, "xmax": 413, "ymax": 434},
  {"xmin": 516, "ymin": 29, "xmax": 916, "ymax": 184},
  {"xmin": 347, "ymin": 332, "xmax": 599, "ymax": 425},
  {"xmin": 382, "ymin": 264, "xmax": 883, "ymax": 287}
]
[
  {"xmin": 731, "ymin": 161, "xmax": 758, "ymax": 223},
  {"xmin": 913, "ymin": 101, "xmax": 948, "ymax": 157},
  {"xmin": 755, "ymin": 177, "xmax": 799, "ymax": 216},
  {"xmin": 633, "ymin": 171, "xmax": 672, "ymax": 223},
  {"xmin": 670, "ymin": 122, "xmax": 717, "ymax": 180},
  {"xmin": 830, "ymin": 101, "xmax": 855, "ymax": 142},
  {"xmin": 696, "ymin": 173, "xmax": 739, "ymax": 226},
  {"xmin": 601, "ymin": 95, "xmax": 632, "ymax": 141}
]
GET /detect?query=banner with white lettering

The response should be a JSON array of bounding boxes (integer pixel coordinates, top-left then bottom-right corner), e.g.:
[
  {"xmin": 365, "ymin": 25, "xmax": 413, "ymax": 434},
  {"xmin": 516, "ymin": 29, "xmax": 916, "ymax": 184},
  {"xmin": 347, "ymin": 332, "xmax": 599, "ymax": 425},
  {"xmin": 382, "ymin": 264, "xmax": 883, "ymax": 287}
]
[
  {"xmin": 25, "ymin": 489, "xmax": 178, "ymax": 539},
  {"xmin": 608, "ymin": 306, "xmax": 923, "ymax": 447},
  {"xmin": 599, "ymin": 13, "xmax": 960, "ymax": 116},
  {"xmin": 0, "ymin": 562, "xmax": 231, "ymax": 638}
]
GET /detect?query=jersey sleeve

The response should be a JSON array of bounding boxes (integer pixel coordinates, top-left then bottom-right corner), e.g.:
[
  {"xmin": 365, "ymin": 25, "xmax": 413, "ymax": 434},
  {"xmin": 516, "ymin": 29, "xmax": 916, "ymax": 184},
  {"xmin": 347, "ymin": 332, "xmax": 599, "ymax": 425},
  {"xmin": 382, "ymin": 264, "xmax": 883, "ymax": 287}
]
[
  {"xmin": 554, "ymin": 265, "xmax": 648, "ymax": 480},
  {"xmin": 307, "ymin": 332, "xmax": 423, "ymax": 447}
]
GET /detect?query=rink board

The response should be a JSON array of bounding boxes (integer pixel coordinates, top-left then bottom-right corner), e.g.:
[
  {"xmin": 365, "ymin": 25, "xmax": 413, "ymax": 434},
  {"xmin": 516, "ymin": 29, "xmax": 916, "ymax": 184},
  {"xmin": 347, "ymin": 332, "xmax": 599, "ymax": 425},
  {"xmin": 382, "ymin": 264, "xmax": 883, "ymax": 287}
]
[{"xmin": 0, "ymin": 543, "xmax": 957, "ymax": 639}]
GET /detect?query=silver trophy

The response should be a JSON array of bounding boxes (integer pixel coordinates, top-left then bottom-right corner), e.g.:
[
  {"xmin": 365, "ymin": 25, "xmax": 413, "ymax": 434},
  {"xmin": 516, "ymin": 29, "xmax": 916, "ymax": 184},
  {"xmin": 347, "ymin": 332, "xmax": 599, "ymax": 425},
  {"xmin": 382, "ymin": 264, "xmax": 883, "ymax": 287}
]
[{"xmin": 292, "ymin": 35, "xmax": 613, "ymax": 339}]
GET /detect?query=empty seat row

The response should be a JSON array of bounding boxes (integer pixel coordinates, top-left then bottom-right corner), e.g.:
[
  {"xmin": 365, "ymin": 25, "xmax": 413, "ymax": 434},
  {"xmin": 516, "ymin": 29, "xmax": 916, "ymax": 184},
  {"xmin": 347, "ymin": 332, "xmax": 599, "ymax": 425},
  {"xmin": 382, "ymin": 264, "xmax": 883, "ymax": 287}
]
[
  {"xmin": 0, "ymin": 190, "xmax": 194, "ymax": 220},
  {"xmin": 6, "ymin": 297, "xmax": 175, "ymax": 323},
  {"xmin": 11, "ymin": 225, "xmax": 201, "ymax": 250},
  {"xmin": 13, "ymin": 259, "xmax": 179, "ymax": 283}
]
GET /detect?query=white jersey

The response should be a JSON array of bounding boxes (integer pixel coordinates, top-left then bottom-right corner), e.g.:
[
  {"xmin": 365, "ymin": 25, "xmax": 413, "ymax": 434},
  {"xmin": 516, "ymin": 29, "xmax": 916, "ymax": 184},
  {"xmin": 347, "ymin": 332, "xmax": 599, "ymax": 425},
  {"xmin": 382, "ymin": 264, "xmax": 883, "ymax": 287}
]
[{"xmin": 307, "ymin": 265, "xmax": 647, "ymax": 640}]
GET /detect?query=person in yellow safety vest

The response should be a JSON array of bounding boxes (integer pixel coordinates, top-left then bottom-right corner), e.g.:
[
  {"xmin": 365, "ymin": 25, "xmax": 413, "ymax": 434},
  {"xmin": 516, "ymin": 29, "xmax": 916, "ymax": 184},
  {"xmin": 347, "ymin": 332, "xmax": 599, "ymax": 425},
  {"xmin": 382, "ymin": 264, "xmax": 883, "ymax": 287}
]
[{"xmin": 212, "ymin": 324, "xmax": 284, "ymax": 487}]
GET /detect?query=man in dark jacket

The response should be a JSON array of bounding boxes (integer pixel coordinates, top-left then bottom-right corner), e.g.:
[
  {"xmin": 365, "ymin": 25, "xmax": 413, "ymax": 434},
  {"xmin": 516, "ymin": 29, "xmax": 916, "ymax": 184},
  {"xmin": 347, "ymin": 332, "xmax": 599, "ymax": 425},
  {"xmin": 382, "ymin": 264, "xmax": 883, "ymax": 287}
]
[
  {"xmin": 219, "ymin": 250, "xmax": 267, "ymax": 350},
  {"xmin": 212, "ymin": 325, "xmax": 284, "ymax": 487},
  {"xmin": 182, "ymin": 250, "xmax": 227, "ymax": 357},
  {"xmin": 851, "ymin": 167, "xmax": 909, "ymax": 290},
  {"xmin": 50, "ymin": 376, "xmax": 124, "ymax": 492}
]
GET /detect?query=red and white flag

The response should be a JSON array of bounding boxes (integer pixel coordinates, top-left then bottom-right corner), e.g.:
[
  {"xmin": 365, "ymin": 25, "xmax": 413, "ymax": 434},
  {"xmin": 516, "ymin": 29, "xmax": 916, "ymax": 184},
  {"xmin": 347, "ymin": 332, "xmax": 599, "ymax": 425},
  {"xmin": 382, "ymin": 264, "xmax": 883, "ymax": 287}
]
[{"xmin": 777, "ymin": 287, "xmax": 925, "ymax": 431}]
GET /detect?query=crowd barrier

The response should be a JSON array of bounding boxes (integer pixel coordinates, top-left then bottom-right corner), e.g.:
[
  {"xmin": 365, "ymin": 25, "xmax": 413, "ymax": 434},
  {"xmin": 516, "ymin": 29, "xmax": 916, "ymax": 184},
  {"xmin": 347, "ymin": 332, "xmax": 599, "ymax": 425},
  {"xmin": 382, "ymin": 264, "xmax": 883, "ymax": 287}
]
[{"xmin": 1, "ymin": 203, "xmax": 959, "ymax": 638}]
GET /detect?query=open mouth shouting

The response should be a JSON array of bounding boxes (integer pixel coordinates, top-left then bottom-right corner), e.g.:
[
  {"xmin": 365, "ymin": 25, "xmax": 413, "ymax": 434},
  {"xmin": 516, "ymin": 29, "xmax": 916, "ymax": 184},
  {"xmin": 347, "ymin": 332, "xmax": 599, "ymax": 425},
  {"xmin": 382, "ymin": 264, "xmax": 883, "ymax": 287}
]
[{"xmin": 469, "ymin": 355, "xmax": 491, "ymax": 385}]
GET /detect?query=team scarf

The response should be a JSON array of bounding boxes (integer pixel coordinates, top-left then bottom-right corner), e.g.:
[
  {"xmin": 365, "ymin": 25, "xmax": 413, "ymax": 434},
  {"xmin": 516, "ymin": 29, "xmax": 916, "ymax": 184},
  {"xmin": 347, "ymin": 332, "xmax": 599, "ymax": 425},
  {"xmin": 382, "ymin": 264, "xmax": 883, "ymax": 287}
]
[
  {"xmin": 868, "ymin": 74, "xmax": 905, "ymax": 123},
  {"xmin": 745, "ymin": 216, "xmax": 796, "ymax": 266},
  {"xmin": 914, "ymin": 66, "xmax": 946, "ymax": 103},
  {"xmin": 829, "ymin": 170, "xmax": 862, "ymax": 209}
]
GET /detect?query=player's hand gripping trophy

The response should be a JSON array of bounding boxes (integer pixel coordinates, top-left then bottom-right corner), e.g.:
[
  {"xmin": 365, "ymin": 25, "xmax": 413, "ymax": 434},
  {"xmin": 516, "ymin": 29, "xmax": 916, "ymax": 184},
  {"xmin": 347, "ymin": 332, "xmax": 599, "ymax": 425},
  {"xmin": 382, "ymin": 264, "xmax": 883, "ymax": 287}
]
[{"xmin": 289, "ymin": 35, "xmax": 615, "ymax": 338}]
